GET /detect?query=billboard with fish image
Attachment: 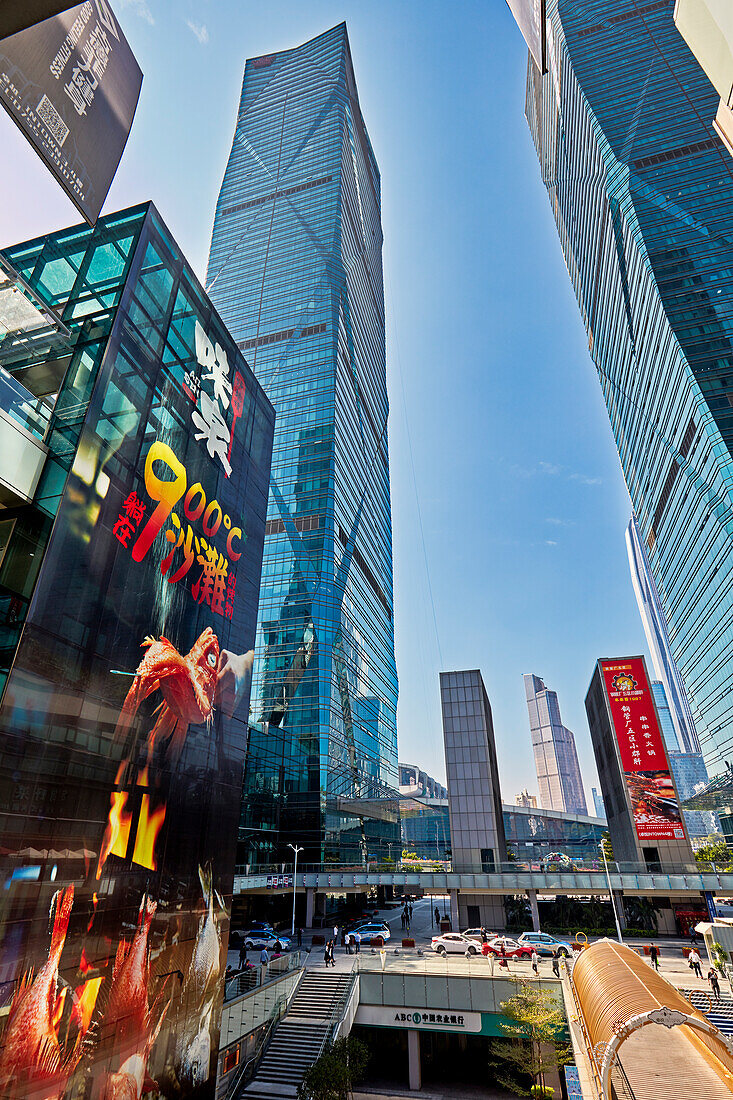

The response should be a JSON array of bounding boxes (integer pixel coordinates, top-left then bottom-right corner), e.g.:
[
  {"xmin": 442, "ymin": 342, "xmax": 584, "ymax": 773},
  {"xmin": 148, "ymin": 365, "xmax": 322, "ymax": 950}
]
[
  {"xmin": 599, "ymin": 657, "xmax": 686, "ymax": 842},
  {"xmin": 0, "ymin": 204, "xmax": 274, "ymax": 1098}
]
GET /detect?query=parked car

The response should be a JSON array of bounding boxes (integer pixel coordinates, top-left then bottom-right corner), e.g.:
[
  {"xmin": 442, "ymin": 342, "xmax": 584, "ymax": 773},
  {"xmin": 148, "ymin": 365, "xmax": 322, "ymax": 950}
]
[
  {"xmin": 517, "ymin": 932, "xmax": 573, "ymax": 957},
  {"xmin": 432, "ymin": 933, "xmax": 480, "ymax": 956},
  {"xmin": 353, "ymin": 923, "xmax": 391, "ymax": 942},
  {"xmin": 462, "ymin": 927, "xmax": 494, "ymax": 943},
  {"xmin": 242, "ymin": 927, "xmax": 291, "ymax": 951},
  {"xmin": 485, "ymin": 936, "xmax": 533, "ymax": 959}
]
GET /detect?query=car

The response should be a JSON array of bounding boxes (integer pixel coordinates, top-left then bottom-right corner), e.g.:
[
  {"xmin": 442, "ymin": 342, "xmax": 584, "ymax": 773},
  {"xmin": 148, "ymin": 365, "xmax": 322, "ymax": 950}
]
[
  {"xmin": 462, "ymin": 927, "xmax": 495, "ymax": 942},
  {"xmin": 350, "ymin": 920, "xmax": 389, "ymax": 934},
  {"xmin": 517, "ymin": 932, "xmax": 573, "ymax": 957},
  {"xmin": 352, "ymin": 923, "xmax": 391, "ymax": 942},
  {"xmin": 485, "ymin": 937, "xmax": 533, "ymax": 959},
  {"xmin": 242, "ymin": 927, "xmax": 291, "ymax": 951},
  {"xmin": 432, "ymin": 933, "xmax": 480, "ymax": 956}
]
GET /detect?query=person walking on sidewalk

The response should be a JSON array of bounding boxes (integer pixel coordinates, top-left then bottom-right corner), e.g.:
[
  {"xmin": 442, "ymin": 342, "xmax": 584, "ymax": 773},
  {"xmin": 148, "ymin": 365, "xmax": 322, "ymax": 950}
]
[
  {"xmin": 531, "ymin": 949, "xmax": 539, "ymax": 976},
  {"xmin": 333, "ymin": 925, "xmax": 338, "ymax": 951},
  {"xmin": 353, "ymin": 931, "xmax": 361, "ymax": 954},
  {"xmin": 709, "ymin": 966, "xmax": 722, "ymax": 1001},
  {"xmin": 552, "ymin": 949, "xmax": 561, "ymax": 979},
  {"xmin": 296, "ymin": 926, "xmax": 302, "ymax": 948},
  {"xmin": 239, "ymin": 944, "xmax": 247, "ymax": 969},
  {"xmin": 434, "ymin": 906, "xmax": 440, "ymax": 927},
  {"xmin": 689, "ymin": 948, "xmax": 703, "ymax": 979},
  {"xmin": 260, "ymin": 946, "xmax": 269, "ymax": 984},
  {"xmin": 401, "ymin": 910, "xmax": 406, "ymax": 931},
  {"xmin": 324, "ymin": 940, "xmax": 334, "ymax": 968},
  {"xmin": 649, "ymin": 943, "xmax": 659, "ymax": 971}
]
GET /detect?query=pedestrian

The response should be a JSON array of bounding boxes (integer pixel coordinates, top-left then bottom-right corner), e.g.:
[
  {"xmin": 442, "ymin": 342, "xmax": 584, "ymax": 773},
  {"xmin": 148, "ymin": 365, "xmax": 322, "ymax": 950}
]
[
  {"xmin": 709, "ymin": 967, "xmax": 721, "ymax": 1001},
  {"xmin": 346, "ymin": 934, "xmax": 354, "ymax": 955},
  {"xmin": 333, "ymin": 925, "xmax": 338, "ymax": 950},
  {"xmin": 481, "ymin": 927, "xmax": 488, "ymax": 945},
  {"xmin": 239, "ymin": 945, "xmax": 247, "ymax": 969},
  {"xmin": 552, "ymin": 949, "xmax": 560, "ymax": 979},
  {"xmin": 260, "ymin": 946, "xmax": 269, "ymax": 984},
  {"xmin": 689, "ymin": 948, "xmax": 703, "ymax": 979},
  {"xmin": 499, "ymin": 943, "xmax": 509, "ymax": 970},
  {"xmin": 354, "ymin": 931, "xmax": 361, "ymax": 954},
  {"xmin": 690, "ymin": 926, "xmax": 699, "ymax": 946},
  {"xmin": 324, "ymin": 940, "xmax": 333, "ymax": 967},
  {"xmin": 531, "ymin": 949, "xmax": 539, "ymax": 976},
  {"xmin": 649, "ymin": 943, "xmax": 659, "ymax": 971},
  {"xmin": 401, "ymin": 910, "xmax": 406, "ymax": 931},
  {"xmin": 296, "ymin": 926, "xmax": 302, "ymax": 948},
  {"xmin": 434, "ymin": 906, "xmax": 441, "ymax": 927}
]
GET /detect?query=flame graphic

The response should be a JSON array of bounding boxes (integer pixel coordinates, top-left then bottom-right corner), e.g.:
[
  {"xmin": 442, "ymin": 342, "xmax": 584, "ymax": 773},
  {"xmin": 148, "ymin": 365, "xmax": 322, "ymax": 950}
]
[
  {"xmin": 86, "ymin": 893, "xmax": 98, "ymax": 934},
  {"xmin": 96, "ymin": 791, "xmax": 132, "ymax": 879},
  {"xmin": 137, "ymin": 765, "xmax": 149, "ymax": 788},
  {"xmin": 72, "ymin": 977, "xmax": 103, "ymax": 1036},
  {"xmin": 79, "ymin": 949, "xmax": 93, "ymax": 975},
  {"xmin": 52, "ymin": 987, "xmax": 67, "ymax": 1034},
  {"xmin": 132, "ymin": 794, "xmax": 166, "ymax": 871}
]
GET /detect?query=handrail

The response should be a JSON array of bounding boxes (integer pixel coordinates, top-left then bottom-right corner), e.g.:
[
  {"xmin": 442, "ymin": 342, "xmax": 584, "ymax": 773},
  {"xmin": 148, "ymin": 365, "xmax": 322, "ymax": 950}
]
[
  {"xmin": 226, "ymin": 966, "xmax": 307, "ymax": 1099},
  {"xmin": 565, "ymin": 956, "xmax": 605, "ymax": 1100},
  {"xmin": 233, "ymin": 859, "xmax": 733, "ymax": 877},
  {"xmin": 311, "ymin": 965, "xmax": 360, "ymax": 1067}
]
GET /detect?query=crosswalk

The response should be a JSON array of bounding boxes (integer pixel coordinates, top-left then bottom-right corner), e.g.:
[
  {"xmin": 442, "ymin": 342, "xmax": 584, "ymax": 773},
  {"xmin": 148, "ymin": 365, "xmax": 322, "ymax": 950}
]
[{"xmin": 682, "ymin": 988, "xmax": 733, "ymax": 1034}]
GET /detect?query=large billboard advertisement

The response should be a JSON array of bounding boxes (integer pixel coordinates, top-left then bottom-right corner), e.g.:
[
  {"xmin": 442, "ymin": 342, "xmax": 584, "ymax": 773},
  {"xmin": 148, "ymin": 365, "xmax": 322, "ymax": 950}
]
[
  {"xmin": 0, "ymin": 209, "xmax": 273, "ymax": 1098},
  {"xmin": 600, "ymin": 657, "xmax": 686, "ymax": 842},
  {"xmin": 0, "ymin": 1, "xmax": 142, "ymax": 224}
]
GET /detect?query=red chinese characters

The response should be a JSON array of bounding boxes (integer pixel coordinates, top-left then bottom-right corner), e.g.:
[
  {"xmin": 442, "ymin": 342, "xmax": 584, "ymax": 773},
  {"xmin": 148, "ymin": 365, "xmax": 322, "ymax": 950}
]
[{"xmin": 113, "ymin": 491, "xmax": 146, "ymax": 547}]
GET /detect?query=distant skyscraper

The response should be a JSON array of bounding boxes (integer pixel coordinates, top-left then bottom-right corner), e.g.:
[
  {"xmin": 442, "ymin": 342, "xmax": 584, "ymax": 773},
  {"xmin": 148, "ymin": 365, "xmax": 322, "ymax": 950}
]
[
  {"xmin": 206, "ymin": 24, "xmax": 399, "ymax": 863},
  {"xmin": 627, "ymin": 516, "xmax": 700, "ymax": 754},
  {"xmin": 516, "ymin": 788, "xmax": 538, "ymax": 808},
  {"xmin": 516, "ymin": 0, "xmax": 733, "ymax": 778},
  {"xmin": 524, "ymin": 674, "xmax": 587, "ymax": 815},
  {"xmin": 591, "ymin": 787, "xmax": 606, "ymax": 819}
]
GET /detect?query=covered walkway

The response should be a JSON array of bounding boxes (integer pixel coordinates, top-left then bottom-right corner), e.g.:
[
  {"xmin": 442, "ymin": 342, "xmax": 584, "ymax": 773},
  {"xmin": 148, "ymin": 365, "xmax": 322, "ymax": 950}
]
[{"xmin": 570, "ymin": 940, "xmax": 733, "ymax": 1098}]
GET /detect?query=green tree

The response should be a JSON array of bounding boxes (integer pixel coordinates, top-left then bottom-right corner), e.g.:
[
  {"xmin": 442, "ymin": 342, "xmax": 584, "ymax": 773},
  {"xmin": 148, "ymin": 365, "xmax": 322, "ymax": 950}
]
[
  {"xmin": 298, "ymin": 1036, "xmax": 369, "ymax": 1100},
  {"xmin": 600, "ymin": 831, "xmax": 614, "ymax": 861},
  {"xmin": 491, "ymin": 983, "xmax": 572, "ymax": 1098},
  {"xmin": 695, "ymin": 837, "xmax": 733, "ymax": 870}
]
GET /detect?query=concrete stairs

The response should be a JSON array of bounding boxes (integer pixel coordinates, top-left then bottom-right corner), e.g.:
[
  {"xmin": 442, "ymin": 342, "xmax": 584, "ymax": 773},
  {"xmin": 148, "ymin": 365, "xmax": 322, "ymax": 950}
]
[
  {"xmin": 240, "ymin": 970, "xmax": 354, "ymax": 1100},
  {"xmin": 682, "ymin": 987, "xmax": 733, "ymax": 1034}
]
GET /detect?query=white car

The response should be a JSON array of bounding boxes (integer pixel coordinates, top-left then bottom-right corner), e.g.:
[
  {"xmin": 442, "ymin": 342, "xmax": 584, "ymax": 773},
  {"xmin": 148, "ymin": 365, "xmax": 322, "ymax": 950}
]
[
  {"xmin": 243, "ymin": 929, "xmax": 291, "ymax": 951},
  {"xmin": 352, "ymin": 923, "xmax": 391, "ymax": 942},
  {"xmin": 432, "ymin": 932, "xmax": 479, "ymax": 956}
]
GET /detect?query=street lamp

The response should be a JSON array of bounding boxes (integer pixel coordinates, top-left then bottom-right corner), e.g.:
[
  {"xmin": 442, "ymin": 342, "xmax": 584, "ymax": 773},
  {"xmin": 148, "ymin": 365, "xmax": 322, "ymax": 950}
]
[
  {"xmin": 288, "ymin": 843, "xmax": 304, "ymax": 938},
  {"xmin": 600, "ymin": 840, "xmax": 623, "ymax": 943}
]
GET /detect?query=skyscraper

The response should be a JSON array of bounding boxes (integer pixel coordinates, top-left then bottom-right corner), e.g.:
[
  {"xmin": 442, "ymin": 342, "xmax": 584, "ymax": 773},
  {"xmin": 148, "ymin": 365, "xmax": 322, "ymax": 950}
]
[
  {"xmin": 652, "ymin": 681, "xmax": 719, "ymax": 837},
  {"xmin": 206, "ymin": 24, "xmax": 399, "ymax": 863},
  {"xmin": 524, "ymin": 674, "xmax": 587, "ymax": 815},
  {"xmin": 515, "ymin": 0, "xmax": 733, "ymax": 777},
  {"xmin": 626, "ymin": 515, "xmax": 700, "ymax": 754}
]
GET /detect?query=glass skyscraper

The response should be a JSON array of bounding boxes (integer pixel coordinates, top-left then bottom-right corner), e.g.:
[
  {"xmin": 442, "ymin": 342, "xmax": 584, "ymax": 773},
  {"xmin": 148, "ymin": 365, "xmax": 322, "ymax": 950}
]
[
  {"xmin": 652, "ymin": 680, "xmax": 719, "ymax": 838},
  {"xmin": 626, "ymin": 514, "xmax": 700, "ymax": 754},
  {"xmin": 524, "ymin": 674, "xmax": 587, "ymax": 815},
  {"xmin": 518, "ymin": 0, "xmax": 733, "ymax": 778},
  {"xmin": 206, "ymin": 24, "xmax": 399, "ymax": 863}
]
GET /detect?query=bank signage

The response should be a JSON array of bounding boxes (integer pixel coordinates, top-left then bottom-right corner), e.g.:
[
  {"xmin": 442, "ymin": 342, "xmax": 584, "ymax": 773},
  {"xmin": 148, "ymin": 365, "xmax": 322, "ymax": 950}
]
[
  {"xmin": 600, "ymin": 657, "xmax": 685, "ymax": 841},
  {"xmin": 355, "ymin": 1005, "xmax": 482, "ymax": 1033}
]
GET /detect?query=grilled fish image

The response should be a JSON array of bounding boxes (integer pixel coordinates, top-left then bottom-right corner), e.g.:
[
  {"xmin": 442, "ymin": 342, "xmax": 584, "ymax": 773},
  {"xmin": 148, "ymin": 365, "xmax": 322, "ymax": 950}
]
[
  {"xmin": 186, "ymin": 863, "xmax": 221, "ymax": 1005},
  {"xmin": 0, "ymin": 885, "xmax": 78, "ymax": 1098},
  {"xmin": 102, "ymin": 1008, "xmax": 166, "ymax": 1100},
  {"xmin": 103, "ymin": 896, "xmax": 157, "ymax": 1047},
  {"xmin": 115, "ymin": 629, "xmax": 220, "ymax": 759},
  {"xmin": 178, "ymin": 1008, "xmax": 212, "ymax": 1091}
]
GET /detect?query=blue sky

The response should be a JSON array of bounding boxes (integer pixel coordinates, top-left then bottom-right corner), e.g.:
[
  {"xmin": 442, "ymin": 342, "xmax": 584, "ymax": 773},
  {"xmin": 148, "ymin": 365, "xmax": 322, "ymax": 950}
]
[{"xmin": 0, "ymin": 0, "xmax": 650, "ymax": 808}]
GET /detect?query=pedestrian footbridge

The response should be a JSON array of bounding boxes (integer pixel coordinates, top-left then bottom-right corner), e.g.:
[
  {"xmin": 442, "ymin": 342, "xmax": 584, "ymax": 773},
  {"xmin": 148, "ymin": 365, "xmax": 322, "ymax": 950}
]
[{"xmin": 568, "ymin": 940, "xmax": 733, "ymax": 1099}]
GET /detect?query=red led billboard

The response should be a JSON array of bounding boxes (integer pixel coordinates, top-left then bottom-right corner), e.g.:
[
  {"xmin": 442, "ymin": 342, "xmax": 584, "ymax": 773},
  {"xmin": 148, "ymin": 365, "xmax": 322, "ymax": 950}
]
[{"xmin": 600, "ymin": 658, "xmax": 685, "ymax": 842}]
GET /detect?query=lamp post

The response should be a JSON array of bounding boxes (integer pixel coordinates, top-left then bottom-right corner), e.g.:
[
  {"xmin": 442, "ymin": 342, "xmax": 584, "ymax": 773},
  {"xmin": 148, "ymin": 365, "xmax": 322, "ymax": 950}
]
[
  {"xmin": 288, "ymin": 843, "xmax": 304, "ymax": 938},
  {"xmin": 600, "ymin": 840, "xmax": 623, "ymax": 943}
]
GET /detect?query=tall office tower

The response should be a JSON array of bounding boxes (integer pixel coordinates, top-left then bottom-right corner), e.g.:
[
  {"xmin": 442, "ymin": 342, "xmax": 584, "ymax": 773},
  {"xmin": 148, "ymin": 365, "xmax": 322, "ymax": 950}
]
[
  {"xmin": 515, "ymin": 788, "xmax": 538, "ymax": 808},
  {"xmin": 206, "ymin": 24, "xmax": 399, "ymax": 863},
  {"xmin": 591, "ymin": 787, "xmax": 606, "ymax": 819},
  {"xmin": 626, "ymin": 515, "xmax": 700, "ymax": 754},
  {"xmin": 514, "ymin": 0, "xmax": 733, "ymax": 778},
  {"xmin": 524, "ymin": 674, "xmax": 588, "ymax": 814},
  {"xmin": 652, "ymin": 681, "xmax": 719, "ymax": 837}
]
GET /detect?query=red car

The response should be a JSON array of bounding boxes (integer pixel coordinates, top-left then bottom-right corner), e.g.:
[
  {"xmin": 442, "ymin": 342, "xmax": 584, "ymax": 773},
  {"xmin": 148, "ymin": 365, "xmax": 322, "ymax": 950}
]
[{"xmin": 485, "ymin": 936, "xmax": 533, "ymax": 959}]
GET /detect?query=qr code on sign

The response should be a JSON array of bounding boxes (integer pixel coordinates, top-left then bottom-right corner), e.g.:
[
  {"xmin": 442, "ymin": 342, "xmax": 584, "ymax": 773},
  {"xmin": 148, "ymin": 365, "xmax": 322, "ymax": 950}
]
[{"xmin": 36, "ymin": 94, "xmax": 69, "ymax": 148}]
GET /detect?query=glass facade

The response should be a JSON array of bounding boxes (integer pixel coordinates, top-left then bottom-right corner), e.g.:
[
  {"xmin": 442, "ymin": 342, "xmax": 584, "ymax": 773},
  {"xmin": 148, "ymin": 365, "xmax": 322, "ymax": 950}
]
[
  {"xmin": 524, "ymin": 673, "xmax": 587, "ymax": 814},
  {"xmin": 653, "ymin": 682, "xmax": 720, "ymax": 837},
  {"xmin": 0, "ymin": 203, "xmax": 274, "ymax": 1098},
  {"xmin": 524, "ymin": 0, "xmax": 733, "ymax": 779},
  {"xmin": 207, "ymin": 24, "xmax": 399, "ymax": 865}
]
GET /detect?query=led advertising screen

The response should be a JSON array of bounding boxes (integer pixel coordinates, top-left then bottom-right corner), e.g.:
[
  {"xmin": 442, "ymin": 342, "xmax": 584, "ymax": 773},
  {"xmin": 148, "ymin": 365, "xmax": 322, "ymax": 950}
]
[
  {"xmin": 0, "ymin": 208, "xmax": 273, "ymax": 1098},
  {"xmin": 0, "ymin": 1, "xmax": 142, "ymax": 224},
  {"xmin": 600, "ymin": 657, "xmax": 686, "ymax": 842}
]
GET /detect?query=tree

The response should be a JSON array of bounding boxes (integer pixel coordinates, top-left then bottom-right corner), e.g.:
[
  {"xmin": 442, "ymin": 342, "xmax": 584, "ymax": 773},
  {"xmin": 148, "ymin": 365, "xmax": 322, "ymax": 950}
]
[
  {"xmin": 695, "ymin": 837, "xmax": 733, "ymax": 870},
  {"xmin": 491, "ymin": 982, "xmax": 572, "ymax": 1098},
  {"xmin": 298, "ymin": 1036, "xmax": 369, "ymax": 1100},
  {"xmin": 600, "ymin": 831, "xmax": 614, "ymax": 862}
]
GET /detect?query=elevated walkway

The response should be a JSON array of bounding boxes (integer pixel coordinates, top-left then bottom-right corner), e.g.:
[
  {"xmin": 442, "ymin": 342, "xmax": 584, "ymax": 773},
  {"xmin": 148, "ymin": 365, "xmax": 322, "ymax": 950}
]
[{"xmin": 569, "ymin": 940, "xmax": 733, "ymax": 1098}]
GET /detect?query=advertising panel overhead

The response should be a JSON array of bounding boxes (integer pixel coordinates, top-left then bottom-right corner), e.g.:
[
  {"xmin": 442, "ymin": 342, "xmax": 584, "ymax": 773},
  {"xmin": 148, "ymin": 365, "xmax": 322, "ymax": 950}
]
[
  {"xmin": 0, "ymin": 206, "xmax": 274, "ymax": 1098},
  {"xmin": 600, "ymin": 657, "xmax": 686, "ymax": 842},
  {"xmin": 0, "ymin": 0, "xmax": 142, "ymax": 223}
]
